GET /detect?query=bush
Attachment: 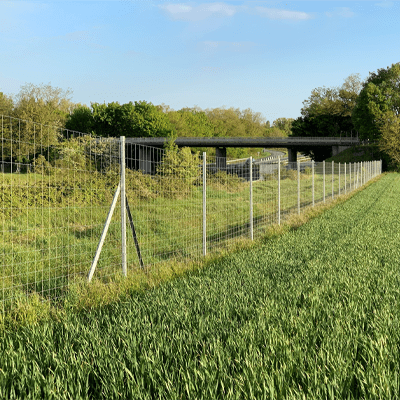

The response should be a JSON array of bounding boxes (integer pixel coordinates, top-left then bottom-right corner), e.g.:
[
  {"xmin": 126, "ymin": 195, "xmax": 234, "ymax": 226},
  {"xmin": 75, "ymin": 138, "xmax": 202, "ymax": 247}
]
[
  {"xmin": 208, "ymin": 171, "xmax": 247, "ymax": 192},
  {"xmin": 156, "ymin": 138, "xmax": 200, "ymax": 198},
  {"xmin": 32, "ymin": 155, "xmax": 53, "ymax": 175}
]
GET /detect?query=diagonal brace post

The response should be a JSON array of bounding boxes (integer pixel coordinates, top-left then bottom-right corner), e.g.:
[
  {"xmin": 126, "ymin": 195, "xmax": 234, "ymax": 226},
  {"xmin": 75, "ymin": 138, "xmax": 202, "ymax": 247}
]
[
  {"xmin": 88, "ymin": 183, "xmax": 121, "ymax": 282},
  {"xmin": 125, "ymin": 195, "xmax": 144, "ymax": 269}
]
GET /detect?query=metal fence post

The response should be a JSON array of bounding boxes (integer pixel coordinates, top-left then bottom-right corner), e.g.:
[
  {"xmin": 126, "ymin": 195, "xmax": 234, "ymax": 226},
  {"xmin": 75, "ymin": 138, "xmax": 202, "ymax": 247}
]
[
  {"xmin": 203, "ymin": 152, "xmax": 207, "ymax": 256},
  {"xmin": 361, "ymin": 161, "xmax": 363, "ymax": 186},
  {"xmin": 338, "ymin": 162, "xmax": 341, "ymax": 196},
  {"xmin": 120, "ymin": 136, "xmax": 127, "ymax": 277},
  {"xmin": 323, "ymin": 160, "xmax": 326, "ymax": 203},
  {"xmin": 249, "ymin": 156, "xmax": 253, "ymax": 240},
  {"xmin": 297, "ymin": 160, "xmax": 300, "ymax": 214},
  {"xmin": 312, "ymin": 160, "xmax": 315, "ymax": 207},
  {"xmin": 344, "ymin": 163, "xmax": 347, "ymax": 195},
  {"xmin": 278, "ymin": 157, "xmax": 281, "ymax": 225},
  {"xmin": 332, "ymin": 160, "xmax": 334, "ymax": 199}
]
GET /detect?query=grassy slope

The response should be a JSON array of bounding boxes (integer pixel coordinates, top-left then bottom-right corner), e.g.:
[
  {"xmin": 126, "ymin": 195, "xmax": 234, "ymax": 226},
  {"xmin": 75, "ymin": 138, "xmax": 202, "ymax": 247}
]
[
  {"xmin": 1, "ymin": 166, "xmax": 343, "ymax": 305},
  {"xmin": 0, "ymin": 173, "xmax": 399, "ymax": 398},
  {"xmin": 326, "ymin": 144, "xmax": 382, "ymax": 164}
]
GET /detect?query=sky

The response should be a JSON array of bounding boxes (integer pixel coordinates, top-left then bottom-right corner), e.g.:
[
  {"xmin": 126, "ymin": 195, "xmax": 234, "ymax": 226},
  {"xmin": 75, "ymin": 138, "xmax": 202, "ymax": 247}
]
[{"xmin": 0, "ymin": 0, "xmax": 399, "ymax": 123}]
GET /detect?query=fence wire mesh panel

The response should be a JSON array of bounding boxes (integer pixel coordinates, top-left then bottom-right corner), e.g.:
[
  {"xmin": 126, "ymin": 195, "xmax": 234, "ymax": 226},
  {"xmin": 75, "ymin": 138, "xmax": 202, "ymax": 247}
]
[
  {"xmin": 0, "ymin": 114, "xmax": 383, "ymax": 311},
  {"xmin": 205, "ymin": 155, "xmax": 252, "ymax": 252},
  {"xmin": 123, "ymin": 141, "xmax": 203, "ymax": 270},
  {"xmin": 1, "ymin": 115, "xmax": 124, "ymax": 311}
]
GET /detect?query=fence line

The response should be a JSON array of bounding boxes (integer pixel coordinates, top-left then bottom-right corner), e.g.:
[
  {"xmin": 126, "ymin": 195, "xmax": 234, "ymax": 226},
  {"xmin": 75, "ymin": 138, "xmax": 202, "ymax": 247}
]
[{"xmin": 0, "ymin": 115, "xmax": 383, "ymax": 311}]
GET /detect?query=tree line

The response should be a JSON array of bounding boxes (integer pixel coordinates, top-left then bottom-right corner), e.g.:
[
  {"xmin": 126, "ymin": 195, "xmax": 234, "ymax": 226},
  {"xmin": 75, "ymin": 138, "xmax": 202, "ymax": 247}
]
[
  {"xmin": 291, "ymin": 63, "xmax": 400, "ymax": 166},
  {"xmin": 1, "ymin": 61, "xmax": 399, "ymax": 167},
  {"xmin": 0, "ymin": 84, "xmax": 293, "ymax": 161}
]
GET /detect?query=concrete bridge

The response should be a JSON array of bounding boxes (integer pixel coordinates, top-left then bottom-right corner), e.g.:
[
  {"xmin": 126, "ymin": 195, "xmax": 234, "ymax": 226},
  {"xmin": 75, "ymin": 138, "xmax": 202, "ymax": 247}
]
[{"xmin": 125, "ymin": 136, "xmax": 360, "ymax": 173}]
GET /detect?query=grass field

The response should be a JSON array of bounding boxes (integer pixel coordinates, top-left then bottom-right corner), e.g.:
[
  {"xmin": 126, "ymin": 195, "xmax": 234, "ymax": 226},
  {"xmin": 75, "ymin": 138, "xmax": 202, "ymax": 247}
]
[
  {"xmin": 0, "ymin": 161, "xmax": 365, "ymax": 309},
  {"xmin": 0, "ymin": 172, "xmax": 398, "ymax": 399}
]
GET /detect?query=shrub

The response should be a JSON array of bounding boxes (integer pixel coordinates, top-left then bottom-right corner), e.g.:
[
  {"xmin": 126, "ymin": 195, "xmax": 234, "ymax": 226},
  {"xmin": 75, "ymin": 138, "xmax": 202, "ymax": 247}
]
[{"xmin": 32, "ymin": 155, "xmax": 53, "ymax": 175}]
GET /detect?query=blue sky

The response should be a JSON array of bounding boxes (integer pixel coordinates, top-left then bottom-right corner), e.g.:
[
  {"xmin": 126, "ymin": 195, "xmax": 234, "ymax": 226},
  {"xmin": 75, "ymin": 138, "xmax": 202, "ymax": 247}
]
[{"xmin": 0, "ymin": 0, "xmax": 399, "ymax": 123}]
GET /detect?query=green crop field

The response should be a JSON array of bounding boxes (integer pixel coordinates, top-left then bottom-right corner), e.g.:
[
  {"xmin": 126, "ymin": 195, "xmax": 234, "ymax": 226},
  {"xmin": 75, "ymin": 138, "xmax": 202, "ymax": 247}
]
[{"xmin": 0, "ymin": 173, "xmax": 398, "ymax": 399}]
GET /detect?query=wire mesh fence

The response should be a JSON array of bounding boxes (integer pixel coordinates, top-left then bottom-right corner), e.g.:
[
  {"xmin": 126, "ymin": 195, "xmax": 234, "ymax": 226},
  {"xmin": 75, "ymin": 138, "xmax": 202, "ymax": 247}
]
[{"xmin": 0, "ymin": 115, "xmax": 383, "ymax": 312}]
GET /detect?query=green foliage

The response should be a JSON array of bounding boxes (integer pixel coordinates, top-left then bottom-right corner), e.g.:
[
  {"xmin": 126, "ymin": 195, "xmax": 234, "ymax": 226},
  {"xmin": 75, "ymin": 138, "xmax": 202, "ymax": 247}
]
[
  {"xmin": 0, "ymin": 91, "xmax": 13, "ymax": 116},
  {"xmin": 32, "ymin": 154, "xmax": 52, "ymax": 175},
  {"xmin": 158, "ymin": 138, "xmax": 200, "ymax": 187},
  {"xmin": 67, "ymin": 100, "xmax": 176, "ymax": 138},
  {"xmin": 292, "ymin": 74, "xmax": 363, "ymax": 160},
  {"xmin": 204, "ymin": 106, "xmax": 267, "ymax": 138},
  {"xmin": 90, "ymin": 101, "xmax": 137, "ymax": 137},
  {"xmin": 165, "ymin": 108, "xmax": 215, "ymax": 137},
  {"xmin": 273, "ymin": 117, "xmax": 294, "ymax": 136},
  {"xmin": 55, "ymin": 137, "xmax": 93, "ymax": 171},
  {"xmin": 65, "ymin": 104, "xmax": 93, "ymax": 134},
  {"xmin": 207, "ymin": 170, "xmax": 246, "ymax": 192},
  {"xmin": 378, "ymin": 112, "xmax": 400, "ymax": 169},
  {"xmin": 2, "ymin": 83, "xmax": 75, "ymax": 161},
  {"xmin": 130, "ymin": 100, "xmax": 175, "ymax": 137},
  {"xmin": 352, "ymin": 63, "xmax": 400, "ymax": 141}
]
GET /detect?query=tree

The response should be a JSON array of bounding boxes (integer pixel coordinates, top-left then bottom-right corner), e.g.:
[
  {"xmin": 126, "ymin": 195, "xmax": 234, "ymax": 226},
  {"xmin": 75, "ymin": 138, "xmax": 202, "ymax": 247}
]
[
  {"xmin": 13, "ymin": 83, "xmax": 74, "ymax": 128},
  {"xmin": 239, "ymin": 108, "xmax": 266, "ymax": 137},
  {"xmin": 204, "ymin": 107, "xmax": 246, "ymax": 137},
  {"xmin": 0, "ymin": 91, "xmax": 14, "ymax": 117},
  {"xmin": 379, "ymin": 111, "xmax": 400, "ymax": 168},
  {"xmin": 7, "ymin": 83, "xmax": 75, "ymax": 161},
  {"xmin": 91, "ymin": 101, "xmax": 137, "ymax": 137},
  {"xmin": 273, "ymin": 118, "xmax": 294, "ymax": 136},
  {"xmin": 291, "ymin": 73, "xmax": 363, "ymax": 160},
  {"xmin": 65, "ymin": 104, "xmax": 93, "ymax": 134},
  {"xmin": 130, "ymin": 100, "xmax": 175, "ymax": 138},
  {"xmin": 66, "ymin": 100, "xmax": 176, "ymax": 138},
  {"xmin": 352, "ymin": 63, "xmax": 400, "ymax": 141},
  {"xmin": 166, "ymin": 108, "xmax": 215, "ymax": 137}
]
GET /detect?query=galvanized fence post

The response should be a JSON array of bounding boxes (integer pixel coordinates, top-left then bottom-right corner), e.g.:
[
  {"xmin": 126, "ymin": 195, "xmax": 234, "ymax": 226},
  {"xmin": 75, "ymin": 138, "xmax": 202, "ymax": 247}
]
[
  {"xmin": 338, "ymin": 162, "xmax": 341, "ymax": 197},
  {"xmin": 278, "ymin": 157, "xmax": 281, "ymax": 225},
  {"xmin": 323, "ymin": 160, "xmax": 326, "ymax": 203},
  {"xmin": 332, "ymin": 160, "xmax": 334, "ymax": 199},
  {"xmin": 349, "ymin": 162, "xmax": 351, "ymax": 192},
  {"xmin": 361, "ymin": 161, "xmax": 363, "ymax": 186},
  {"xmin": 297, "ymin": 160, "xmax": 300, "ymax": 214},
  {"xmin": 120, "ymin": 136, "xmax": 127, "ymax": 277},
  {"xmin": 312, "ymin": 160, "xmax": 315, "ymax": 207},
  {"xmin": 203, "ymin": 152, "xmax": 207, "ymax": 256},
  {"xmin": 344, "ymin": 163, "xmax": 347, "ymax": 195},
  {"xmin": 249, "ymin": 156, "xmax": 253, "ymax": 240}
]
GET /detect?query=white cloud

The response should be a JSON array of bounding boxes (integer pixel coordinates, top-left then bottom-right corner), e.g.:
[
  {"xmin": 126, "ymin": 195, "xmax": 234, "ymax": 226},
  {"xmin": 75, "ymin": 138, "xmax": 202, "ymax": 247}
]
[
  {"xmin": 159, "ymin": 2, "xmax": 241, "ymax": 21},
  {"xmin": 326, "ymin": 7, "xmax": 355, "ymax": 18},
  {"xmin": 160, "ymin": 2, "xmax": 313, "ymax": 22},
  {"xmin": 375, "ymin": 1, "xmax": 394, "ymax": 8},
  {"xmin": 254, "ymin": 7, "xmax": 312, "ymax": 20}
]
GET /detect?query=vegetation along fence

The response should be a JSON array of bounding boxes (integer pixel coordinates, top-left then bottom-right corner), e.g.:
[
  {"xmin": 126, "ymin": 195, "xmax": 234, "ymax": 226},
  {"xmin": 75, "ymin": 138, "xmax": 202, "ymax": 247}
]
[{"xmin": 0, "ymin": 115, "xmax": 382, "ymax": 311}]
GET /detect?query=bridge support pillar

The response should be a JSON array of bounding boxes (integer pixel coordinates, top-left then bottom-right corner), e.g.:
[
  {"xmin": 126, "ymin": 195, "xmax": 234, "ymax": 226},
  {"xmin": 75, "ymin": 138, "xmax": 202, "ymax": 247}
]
[
  {"xmin": 332, "ymin": 145, "xmax": 339, "ymax": 156},
  {"xmin": 287, "ymin": 147, "xmax": 297, "ymax": 163},
  {"xmin": 216, "ymin": 147, "xmax": 227, "ymax": 170},
  {"xmin": 126, "ymin": 143, "xmax": 162, "ymax": 175}
]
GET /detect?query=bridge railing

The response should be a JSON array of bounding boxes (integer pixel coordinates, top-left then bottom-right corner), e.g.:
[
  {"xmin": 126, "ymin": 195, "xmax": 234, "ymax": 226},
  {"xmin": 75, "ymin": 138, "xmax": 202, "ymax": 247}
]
[{"xmin": 126, "ymin": 136, "xmax": 360, "ymax": 145}]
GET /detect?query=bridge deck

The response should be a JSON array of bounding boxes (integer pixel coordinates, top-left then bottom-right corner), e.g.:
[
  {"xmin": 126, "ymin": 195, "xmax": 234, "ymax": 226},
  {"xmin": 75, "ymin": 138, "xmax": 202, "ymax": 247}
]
[{"xmin": 125, "ymin": 137, "xmax": 360, "ymax": 148}]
